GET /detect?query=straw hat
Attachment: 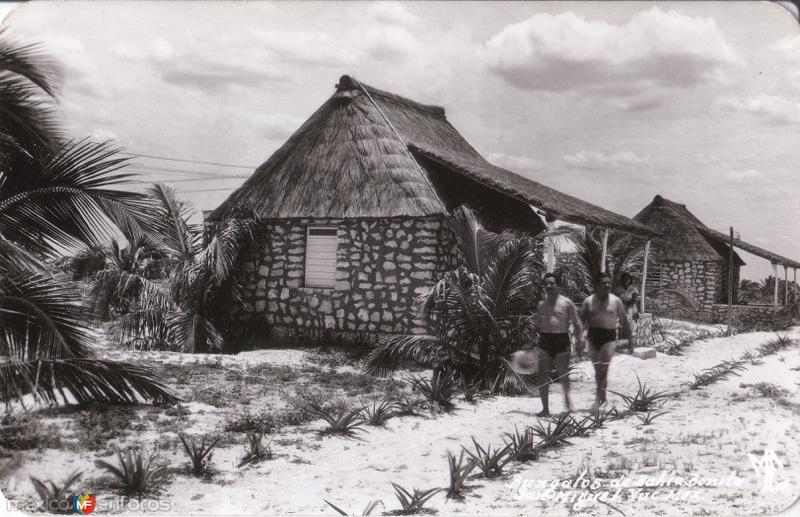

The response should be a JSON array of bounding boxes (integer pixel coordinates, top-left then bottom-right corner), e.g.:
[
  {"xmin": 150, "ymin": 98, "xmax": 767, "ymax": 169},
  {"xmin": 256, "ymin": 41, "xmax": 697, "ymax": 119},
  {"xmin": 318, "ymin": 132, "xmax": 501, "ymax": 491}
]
[{"xmin": 510, "ymin": 350, "xmax": 539, "ymax": 375}]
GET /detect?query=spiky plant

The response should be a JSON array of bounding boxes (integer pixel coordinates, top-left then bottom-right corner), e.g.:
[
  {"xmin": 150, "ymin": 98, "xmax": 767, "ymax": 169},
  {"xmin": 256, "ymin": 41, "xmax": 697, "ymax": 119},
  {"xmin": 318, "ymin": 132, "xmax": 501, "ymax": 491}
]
[
  {"xmin": 446, "ymin": 449, "xmax": 479, "ymax": 499},
  {"xmin": 462, "ymin": 437, "xmax": 512, "ymax": 479},
  {"xmin": 323, "ymin": 499, "xmax": 381, "ymax": 516},
  {"xmin": 95, "ymin": 446, "xmax": 167, "ymax": 496},
  {"xmin": 364, "ymin": 206, "xmax": 542, "ymax": 394},
  {"xmin": 392, "ymin": 395, "xmax": 426, "ymax": 417},
  {"xmin": 307, "ymin": 401, "xmax": 364, "ymax": 436},
  {"xmin": 178, "ymin": 432, "xmax": 220, "ymax": 476},
  {"xmin": 610, "ymin": 376, "xmax": 673, "ymax": 412},
  {"xmin": 30, "ymin": 470, "xmax": 83, "ymax": 514},
  {"xmin": 408, "ymin": 373, "xmax": 460, "ymax": 413},
  {"xmin": 530, "ymin": 413, "xmax": 574, "ymax": 451},
  {"xmin": 388, "ymin": 483, "xmax": 442, "ymax": 515},
  {"xmin": 238, "ymin": 432, "xmax": 272, "ymax": 467},
  {"xmin": 361, "ymin": 400, "xmax": 398, "ymax": 427},
  {"xmin": 0, "ymin": 31, "xmax": 177, "ymax": 408},
  {"xmin": 635, "ymin": 410, "xmax": 670, "ymax": 426},
  {"xmin": 502, "ymin": 426, "xmax": 539, "ymax": 463}
]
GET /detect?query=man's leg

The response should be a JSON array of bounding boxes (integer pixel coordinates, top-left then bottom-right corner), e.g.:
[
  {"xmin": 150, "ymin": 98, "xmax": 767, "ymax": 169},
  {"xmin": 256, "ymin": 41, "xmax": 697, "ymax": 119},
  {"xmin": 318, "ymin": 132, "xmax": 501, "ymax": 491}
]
[
  {"xmin": 595, "ymin": 341, "xmax": 617, "ymax": 404},
  {"xmin": 536, "ymin": 352, "xmax": 553, "ymax": 417},
  {"xmin": 554, "ymin": 350, "xmax": 573, "ymax": 413}
]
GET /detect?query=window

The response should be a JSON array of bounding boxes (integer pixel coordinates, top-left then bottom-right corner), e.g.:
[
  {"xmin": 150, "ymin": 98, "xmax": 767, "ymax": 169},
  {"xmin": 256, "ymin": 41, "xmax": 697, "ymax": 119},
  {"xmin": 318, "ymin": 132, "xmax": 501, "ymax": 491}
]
[{"xmin": 305, "ymin": 226, "xmax": 338, "ymax": 288}]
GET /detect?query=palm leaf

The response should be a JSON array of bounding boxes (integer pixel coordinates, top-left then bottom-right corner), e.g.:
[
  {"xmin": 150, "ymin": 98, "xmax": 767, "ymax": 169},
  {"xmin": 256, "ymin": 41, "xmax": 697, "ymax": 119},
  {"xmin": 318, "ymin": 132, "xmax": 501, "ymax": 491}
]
[{"xmin": 0, "ymin": 358, "xmax": 178, "ymax": 407}]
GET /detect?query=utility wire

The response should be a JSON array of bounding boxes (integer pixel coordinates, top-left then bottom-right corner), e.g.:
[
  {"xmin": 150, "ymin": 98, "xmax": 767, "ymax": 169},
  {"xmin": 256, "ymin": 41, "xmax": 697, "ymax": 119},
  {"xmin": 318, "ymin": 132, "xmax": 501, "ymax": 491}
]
[{"xmin": 121, "ymin": 151, "xmax": 258, "ymax": 170}]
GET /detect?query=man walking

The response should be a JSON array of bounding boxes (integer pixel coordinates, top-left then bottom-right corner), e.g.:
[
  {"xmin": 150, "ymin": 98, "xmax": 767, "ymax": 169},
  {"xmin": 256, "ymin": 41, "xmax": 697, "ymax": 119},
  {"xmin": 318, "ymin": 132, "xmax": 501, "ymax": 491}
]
[
  {"xmin": 580, "ymin": 272, "xmax": 631, "ymax": 414},
  {"xmin": 535, "ymin": 272, "xmax": 583, "ymax": 416}
]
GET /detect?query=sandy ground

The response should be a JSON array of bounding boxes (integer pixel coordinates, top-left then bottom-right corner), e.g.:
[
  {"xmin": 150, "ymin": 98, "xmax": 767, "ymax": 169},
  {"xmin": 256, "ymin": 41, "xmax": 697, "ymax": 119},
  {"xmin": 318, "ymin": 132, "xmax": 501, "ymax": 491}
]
[{"xmin": 2, "ymin": 324, "xmax": 799, "ymax": 516}]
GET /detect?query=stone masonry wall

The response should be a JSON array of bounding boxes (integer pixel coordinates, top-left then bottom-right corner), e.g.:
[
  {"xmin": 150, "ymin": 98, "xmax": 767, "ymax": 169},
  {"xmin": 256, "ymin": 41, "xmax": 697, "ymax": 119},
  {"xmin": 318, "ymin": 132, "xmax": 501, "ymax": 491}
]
[
  {"xmin": 232, "ymin": 216, "xmax": 458, "ymax": 341},
  {"xmin": 651, "ymin": 260, "xmax": 722, "ymax": 319}
]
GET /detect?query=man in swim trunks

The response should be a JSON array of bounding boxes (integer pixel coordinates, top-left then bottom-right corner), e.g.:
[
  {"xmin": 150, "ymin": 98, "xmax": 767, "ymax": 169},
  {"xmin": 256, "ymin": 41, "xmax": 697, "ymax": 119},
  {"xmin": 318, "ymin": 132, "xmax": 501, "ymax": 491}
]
[
  {"xmin": 535, "ymin": 272, "xmax": 584, "ymax": 416},
  {"xmin": 579, "ymin": 272, "xmax": 631, "ymax": 415}
]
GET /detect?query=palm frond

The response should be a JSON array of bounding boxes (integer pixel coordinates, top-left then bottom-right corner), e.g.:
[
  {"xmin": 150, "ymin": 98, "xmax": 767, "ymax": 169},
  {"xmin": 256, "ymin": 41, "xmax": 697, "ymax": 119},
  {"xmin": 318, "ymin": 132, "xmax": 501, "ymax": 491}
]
[
  {"xmin": 0, "ymin": 270, "xmax": 94, "ymax": 360},
  {"xmin": 364, "ymin": 334, "xmax": 443, "ymax": 377},
  {"xmin": 0, "ymin": 358, "xmax": 178, "ymax": 407}
]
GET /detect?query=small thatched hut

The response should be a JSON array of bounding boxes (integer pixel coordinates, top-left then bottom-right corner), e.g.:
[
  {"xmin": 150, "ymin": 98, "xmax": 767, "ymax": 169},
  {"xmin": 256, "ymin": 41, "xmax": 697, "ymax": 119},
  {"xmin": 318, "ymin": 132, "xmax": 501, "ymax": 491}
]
[
  {"xmin": 211, "ymin": 75, "xmax": 651, "ymax": 342},
  {"xmin": 634, "ymin": 195, "xmax": 800, "ymax": 320}
]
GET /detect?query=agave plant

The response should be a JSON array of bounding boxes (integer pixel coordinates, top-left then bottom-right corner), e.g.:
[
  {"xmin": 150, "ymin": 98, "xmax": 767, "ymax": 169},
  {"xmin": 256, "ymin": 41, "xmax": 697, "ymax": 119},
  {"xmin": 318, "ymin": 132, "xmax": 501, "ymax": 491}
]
[
  {"xmin": 95, "ymin": 446, "xmax": 167, "ymax": 496},
  {"xmin": 445, "ymin": 449, "xmax": 478, "ymax": 499},
  {"xmin": 30, "ymin": 470, "xmax": 83, "ymax": 514},
  {"xmin": 609, "ymin": 375, "xmax": 673, "ymax": 412},
  {"xmin": 178, "ymin": 432, "xmax": 221, "ymax": 476},
  {"xmin": 461, "ymin": 437, "xmax": 512, "ymax": 478},
  {"xmin": 388, "ymin": 483, "xmax": 442, "ymax": 515},
  {"xmin": 365, "ymin": 206, "xmax": 542, "ymax": 393},
  {"xmin": 0, "ymin": 31, "xmax": 177, "ymax": 408}
]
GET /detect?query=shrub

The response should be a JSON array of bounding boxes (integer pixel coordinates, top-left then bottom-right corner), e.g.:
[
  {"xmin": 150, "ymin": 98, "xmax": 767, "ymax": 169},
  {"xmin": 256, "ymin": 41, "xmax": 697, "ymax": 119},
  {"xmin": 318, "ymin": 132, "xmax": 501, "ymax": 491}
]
[
  {"xmin": 95, "ymin": 446, "xmax": 167, "ymax": 496},
  {"xmin": 392, "ymin": 396, "xmax": 426, "ymax": 417},
  {"xmin": 462, "ymin": 437, "xmax": 511, "ymax": 478},
  {"xmin": 502, "ymin": 426, "xmax": 539, "ymax": 463},
  {"xmin": 409, "ymin": 373, "xmax": 459, "ymax": 413},
  {"xmin": 446, "ymin": 449, "xmax": 478, "ymax": 499},
  {"xmin": 530, "ymin": 413, "xmax": 574, "ymax": 451},
  {"xmin": 323, "ymin": 499, "xmax": 381, "ymax": 516},
  {"xmin": 307, "ymin": 401, "xmax": 364, "ymax": 436},
  {"xmin": 388, "ymin": 483, "xmax": 442, "ymax": 515},
  {"xmin": 610, "ymin": 376, "xmax": 672, "ymax": 412},
  {"xmin": 178, "ymin": 433, "xmax": 220, "ymax": 476},
  {"xmin": 224, "ymin": 410, "xmax": 280, "ymax": 434},
  {"xmin": 361, "ymin": 400, "xmax": 398, "ymax": 427},
  {"xmin": 634, "ymin": 410, "xmax": 670, "ymax": 426},
  {"xmin": 30, "ymin": 470, "xmax": 83, "ymax": 514},
  {"xmin": 0, "ymin": 414, "xmax": 61, "ymax": 450},
  {"xmin": 238, "ymin": 432, "xmax": 273, "ymax": 467}
]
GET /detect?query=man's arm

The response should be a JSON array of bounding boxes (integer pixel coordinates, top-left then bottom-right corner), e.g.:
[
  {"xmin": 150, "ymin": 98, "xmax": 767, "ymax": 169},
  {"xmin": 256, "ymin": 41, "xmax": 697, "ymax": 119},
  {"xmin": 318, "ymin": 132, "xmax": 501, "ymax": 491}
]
[{"xmin": 568, "ymin": 301, "xmax": 584, "ymax": 352}]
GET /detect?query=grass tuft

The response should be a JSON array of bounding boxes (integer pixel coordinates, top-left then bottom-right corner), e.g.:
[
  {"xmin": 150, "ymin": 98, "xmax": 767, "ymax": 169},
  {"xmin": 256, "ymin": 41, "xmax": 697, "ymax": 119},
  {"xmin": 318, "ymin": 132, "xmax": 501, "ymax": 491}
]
[{"xmin": 95, "ymin": 446, "xmax": 167, "ymax": 496}]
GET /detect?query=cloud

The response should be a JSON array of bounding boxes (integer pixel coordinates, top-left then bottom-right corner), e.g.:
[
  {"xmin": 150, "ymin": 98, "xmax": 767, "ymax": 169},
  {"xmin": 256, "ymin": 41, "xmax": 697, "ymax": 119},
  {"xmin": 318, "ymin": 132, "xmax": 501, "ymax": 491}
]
[
  {"xmin": 358, "ymin": 25, "xmax": 421, "ymax": 62},
  {"xmin": 715, "ymin": 94, "xmax": 800, "ymax": 124},
  {"xmin": 486, "ymin": 152, "xmax": 542, "ymax": 172},
  {"xmin": 563, "ymin": 150, "xmax": 645, "ymax": 168},
  {"xmin": 485, "ymin": 7, "xmax": 740, "ymax": 95},
  {"xmin": 366, "ymin": 1, "xmax": 417, "ymax": 26},
  {"xmin": 725, "ymin": 169, "xmax": 763, "ymax": 184}
]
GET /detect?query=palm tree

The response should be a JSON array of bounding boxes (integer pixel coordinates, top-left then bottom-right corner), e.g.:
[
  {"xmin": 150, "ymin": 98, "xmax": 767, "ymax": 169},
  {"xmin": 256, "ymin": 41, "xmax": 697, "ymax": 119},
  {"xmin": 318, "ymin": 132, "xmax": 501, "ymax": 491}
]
[
  {"xmin": 364, "ymin": 206, "xmax": 543, "ymax": 394},
  {"xmin": 107, "ymin": 184, "xmax": 256, "ymax": 353},
  {"xmin": 558, "ymin": 227, "xmax": 700, "ymax": 315},
  {"xmin": 0, "ymin": 30, "xmax": 175, "ymax": 408}
]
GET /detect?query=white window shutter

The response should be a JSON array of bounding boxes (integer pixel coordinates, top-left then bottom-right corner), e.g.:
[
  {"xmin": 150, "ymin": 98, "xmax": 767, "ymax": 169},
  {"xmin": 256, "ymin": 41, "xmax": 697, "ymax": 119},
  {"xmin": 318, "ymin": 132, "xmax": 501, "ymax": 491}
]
[{"xmin": 305, "ymin": 226, "xmax": 338, "ymax": 288}]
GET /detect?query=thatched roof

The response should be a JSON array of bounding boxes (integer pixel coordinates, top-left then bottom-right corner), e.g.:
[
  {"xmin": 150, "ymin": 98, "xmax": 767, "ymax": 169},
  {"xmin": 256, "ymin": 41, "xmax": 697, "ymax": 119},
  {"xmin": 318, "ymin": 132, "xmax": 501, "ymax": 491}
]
[
  {"xmin": 211, "ymin": 75, "xmax": 653, "ymax": 236},
  {"xmin": 634, "ymin": 195, "xmax": 800, "ymax": 268}
]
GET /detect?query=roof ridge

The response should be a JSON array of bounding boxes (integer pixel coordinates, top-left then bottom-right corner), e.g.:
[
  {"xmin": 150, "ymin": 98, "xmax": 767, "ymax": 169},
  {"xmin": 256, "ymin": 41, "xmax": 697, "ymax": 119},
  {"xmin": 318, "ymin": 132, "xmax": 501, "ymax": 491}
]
[{"xmin": 336, "ymin": 74, "xmax": 446, "ymax": 119}]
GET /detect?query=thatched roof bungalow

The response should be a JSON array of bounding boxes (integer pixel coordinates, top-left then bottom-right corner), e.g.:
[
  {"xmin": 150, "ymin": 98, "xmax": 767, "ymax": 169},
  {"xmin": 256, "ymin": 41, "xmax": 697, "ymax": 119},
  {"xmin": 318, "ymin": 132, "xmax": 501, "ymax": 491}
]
[
  {"xmin": 635, "ymin": 195, "xmax": 800, "ymax": 321},
  {"xmin": 212, "ymin": 75, "xmax": 652, "ymax": 342}
]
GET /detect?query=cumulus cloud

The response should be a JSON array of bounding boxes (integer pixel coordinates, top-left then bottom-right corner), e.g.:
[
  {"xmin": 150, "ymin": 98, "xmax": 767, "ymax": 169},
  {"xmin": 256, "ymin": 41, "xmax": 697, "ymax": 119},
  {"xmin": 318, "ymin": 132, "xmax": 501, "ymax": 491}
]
[
  {"xmin": 485, "ymin": 7, "xmax": 740, "ymax": 95},
  {"xmin": 715, "ymin": 94, "xmax": 800, "ymax": 124},
  {"xmin": 563, "ymin": 150, "xmax": 645, "ymax": 169}
]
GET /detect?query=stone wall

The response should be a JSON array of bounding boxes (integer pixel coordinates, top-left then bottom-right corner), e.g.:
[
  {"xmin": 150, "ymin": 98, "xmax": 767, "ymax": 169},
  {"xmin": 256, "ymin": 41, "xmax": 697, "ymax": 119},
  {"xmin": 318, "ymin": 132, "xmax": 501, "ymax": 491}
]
[
  {"xmin": 232, "ymin": 216, "xmax": 458, "ymax": 342},
  {"xmin": 650, "ymin": 260, "xmax": 721, "ymax": 319},
  {"xmin": 707, "ymin": 303, "xmax": 791, "ymax": 328}
]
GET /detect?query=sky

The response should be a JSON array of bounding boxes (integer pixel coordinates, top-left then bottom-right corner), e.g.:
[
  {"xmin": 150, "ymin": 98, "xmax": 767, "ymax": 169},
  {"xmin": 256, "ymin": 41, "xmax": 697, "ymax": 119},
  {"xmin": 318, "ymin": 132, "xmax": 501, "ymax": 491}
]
[{"xmin": 2, "ymin": 1, "xmax": 799, "ymax": 282}]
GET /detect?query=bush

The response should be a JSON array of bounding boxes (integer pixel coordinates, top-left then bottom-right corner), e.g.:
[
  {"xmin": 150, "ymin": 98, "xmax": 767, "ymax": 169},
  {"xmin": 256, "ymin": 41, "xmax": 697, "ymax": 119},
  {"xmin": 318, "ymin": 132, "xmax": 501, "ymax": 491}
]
[
  {"xmin": 446, "ymin": 449, "xmax": 478, "ymax": 499},
  {"xmin": 307, "ymin": 402, "xmax": 364, "ymax": 436},
  {"xmin": 95, "ymin": 446, "xmax": 167, "ymax": 496},
  {"xmin": 238, "ymin": 432, "xmax": 273, "ymax": 467},
  {"xmin": 178, "ymin": 433, "xmax": 220, "ymax": 476},
  {"xmin": 409, "ymin": 373, "xmax": 459, "ymax": 413},
  {"xmin": 462, "ymin": 437, "xmax": 511, "ymax": 479},
  {"xmin": 30, "ymin": 470, "xmax": 83, "ymax": 514}
]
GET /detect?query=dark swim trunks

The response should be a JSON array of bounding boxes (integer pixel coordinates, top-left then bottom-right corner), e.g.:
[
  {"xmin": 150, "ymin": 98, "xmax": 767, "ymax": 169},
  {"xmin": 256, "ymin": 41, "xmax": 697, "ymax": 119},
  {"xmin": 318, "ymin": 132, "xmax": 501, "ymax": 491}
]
[
  {"xmin": 538, "ymin": 332, "xmax": 571, "ymax": 359},
  {"xmin": 587, "ymin": 327, "xmax": 617, "ymax": 352}
]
